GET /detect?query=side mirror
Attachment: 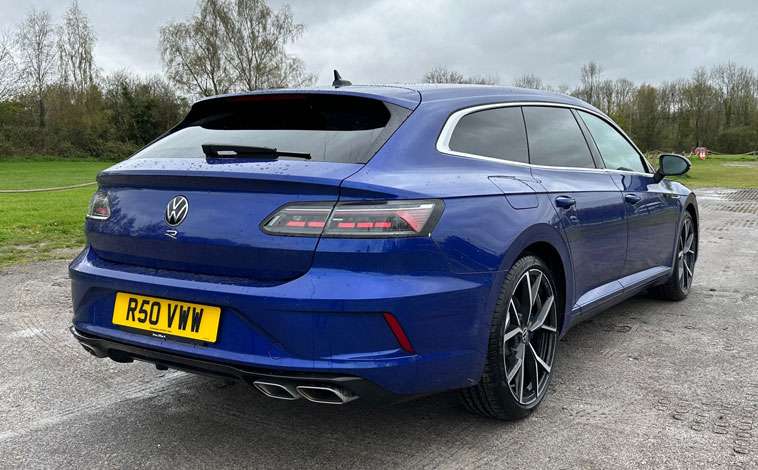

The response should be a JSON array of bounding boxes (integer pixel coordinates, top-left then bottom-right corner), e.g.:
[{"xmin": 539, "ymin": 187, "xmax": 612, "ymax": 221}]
[{"xmin": 653, "ymin": 154, "xmax": 691, "ymax": 183}]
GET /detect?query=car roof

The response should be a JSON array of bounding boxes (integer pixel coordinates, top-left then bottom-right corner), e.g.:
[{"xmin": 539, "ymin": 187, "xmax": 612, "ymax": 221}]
[{"xmin": 197, "ymin": 84, "xmax": 599, "ymax": 113}]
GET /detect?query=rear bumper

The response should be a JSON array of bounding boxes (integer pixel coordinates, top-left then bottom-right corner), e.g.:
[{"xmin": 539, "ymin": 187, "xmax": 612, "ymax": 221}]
[
  {"xmin": 69, "ymin": 247, "xmax": 500, "ymax": 397},
  {"xmin": 70, "ymin": 326, "xmax": 405, "ymax": 405}
]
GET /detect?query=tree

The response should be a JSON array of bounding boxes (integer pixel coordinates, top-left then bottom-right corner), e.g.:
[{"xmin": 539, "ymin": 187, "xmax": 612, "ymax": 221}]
[
  {"xmin": 513, "ymin": 73, "xmax": 544, "ymax": 90},
  {"xmin": 0, "ymin": 30, "xmax": 18, "ymax": 100},
  {"xmin": 16, "ymin": 7, "xmax": 57, "ymax": 128},
  {"xmin": 217, "ymin": 0, "xmax": 313, "ymax": 90},
  {"xmin": 58, "ymin": 0, "xmax": 97, "ymax": 98},
  {"xmin": 422, "ymin": 65, "xmax": 498, "ymax": 85},
  {"xmin": 577, "ymin": 61, "xmax": 603, "ymax": 106},
  {"xmin": 159, "ymin": 0, "xmax": 313, "ymax": 97}
]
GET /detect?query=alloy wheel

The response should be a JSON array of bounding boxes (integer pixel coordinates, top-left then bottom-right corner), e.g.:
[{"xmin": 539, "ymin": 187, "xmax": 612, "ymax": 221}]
[
  {"xmin": 678, "ymin": 217, "xmax": 696, "ymax": 293},
  {"xmin": 501, "ymin": 268, "xmax": 558, "ymax": 406}
]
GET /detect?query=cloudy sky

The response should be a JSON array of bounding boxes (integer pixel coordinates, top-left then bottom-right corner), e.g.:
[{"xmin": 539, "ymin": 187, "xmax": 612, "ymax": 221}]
[{"xmin": 1, "ymin": 0, "xmax": 757, "ymax": 88}]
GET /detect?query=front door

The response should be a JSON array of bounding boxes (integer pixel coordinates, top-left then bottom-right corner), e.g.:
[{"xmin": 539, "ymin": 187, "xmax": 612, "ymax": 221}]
[{"xmin": 576, "ymin": 110, "xmax": 680, "ymax": 278}]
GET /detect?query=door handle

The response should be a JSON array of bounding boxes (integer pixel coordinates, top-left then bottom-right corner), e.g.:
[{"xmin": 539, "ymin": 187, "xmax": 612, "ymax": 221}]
[
  {"xmin": 625, "ymin": 194, "xmax": 642, "ymax": 204},
  {"xmin": 555, "ymin": 196, "xmax": 576, "ymax": 208}
]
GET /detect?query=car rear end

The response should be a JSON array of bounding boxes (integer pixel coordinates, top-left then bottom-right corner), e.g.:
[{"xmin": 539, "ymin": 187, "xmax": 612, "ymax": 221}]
[{"xmin": 69, "ymin": 89, "xmax": 494, "ymax": 404}]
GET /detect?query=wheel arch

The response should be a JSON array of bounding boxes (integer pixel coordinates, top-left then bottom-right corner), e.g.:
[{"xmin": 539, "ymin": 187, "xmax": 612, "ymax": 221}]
[{"xmin": 496, "ymin": 223, "xmax": 574, "ymax": 336}]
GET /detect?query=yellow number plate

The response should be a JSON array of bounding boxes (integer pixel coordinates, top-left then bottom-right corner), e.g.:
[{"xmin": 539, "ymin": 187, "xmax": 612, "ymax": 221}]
[{"xmin": 112, "ymin": 293, "xmax": 221, "ymax": 343}]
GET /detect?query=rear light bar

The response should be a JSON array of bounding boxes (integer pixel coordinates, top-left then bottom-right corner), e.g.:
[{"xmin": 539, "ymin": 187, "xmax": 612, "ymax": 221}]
[{"xmin": 261, "ymin": 200, "xmax": 444, "ymax": 238}]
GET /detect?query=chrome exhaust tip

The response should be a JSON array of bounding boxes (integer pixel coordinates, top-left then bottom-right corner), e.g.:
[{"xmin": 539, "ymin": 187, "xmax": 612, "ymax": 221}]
[
  {"xmin": 253, "ymin": 381, "xmax": 300, "ymax": 400},
  {"xmin": 296, "ymin": 385, "xmax": 358, "ymax": 405}
]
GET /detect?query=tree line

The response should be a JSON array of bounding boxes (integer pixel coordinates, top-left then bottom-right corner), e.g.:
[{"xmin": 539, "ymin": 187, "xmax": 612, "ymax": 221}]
[
  {"xmin": 0, "ymin": 0, "xmax": 309, "ymax": 159},
  {"xmin": 427, "ymin": 61, "xmax": 758, "ymax": 154},
  {"xmin": 1, "ymin": 0, "xmax": 756, "ymax": 159}
]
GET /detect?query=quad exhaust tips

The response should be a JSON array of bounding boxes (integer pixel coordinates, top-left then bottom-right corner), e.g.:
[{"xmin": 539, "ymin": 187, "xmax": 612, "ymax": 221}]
[
  {"xmin": 252, "ymin": 380, "xmax": 358, "ymax": 404},
  {"xmin": 296, "ymin": 385, "xmax": 358, "ymax": 404}
]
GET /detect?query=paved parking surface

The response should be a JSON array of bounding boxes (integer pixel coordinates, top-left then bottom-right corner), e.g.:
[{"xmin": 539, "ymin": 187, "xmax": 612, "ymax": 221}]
[{"xmin": 1, "ymin": 188, "xmax": 757, "ymax": 469}]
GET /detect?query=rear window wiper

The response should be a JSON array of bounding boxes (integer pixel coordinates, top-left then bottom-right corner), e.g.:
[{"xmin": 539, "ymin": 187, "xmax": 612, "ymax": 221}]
[{"xmin": 202, "ymin": 144, "xmax": 311, "ymax": 160}]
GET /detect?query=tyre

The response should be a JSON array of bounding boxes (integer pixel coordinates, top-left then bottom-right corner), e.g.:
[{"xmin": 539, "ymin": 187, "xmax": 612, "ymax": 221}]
[
  {"xmin": 458, "ymin": 255, "xmax": 559, "ymax": 420},
  {"xmin": 648, "ymin": 212, "xmax": 697, "ymax": 301}
]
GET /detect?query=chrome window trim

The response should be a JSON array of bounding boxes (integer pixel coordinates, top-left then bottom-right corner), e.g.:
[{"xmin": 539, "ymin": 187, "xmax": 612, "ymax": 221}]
[{"xmin": 436, "ymin": 101, "xmax": 655, "ymax": 176}]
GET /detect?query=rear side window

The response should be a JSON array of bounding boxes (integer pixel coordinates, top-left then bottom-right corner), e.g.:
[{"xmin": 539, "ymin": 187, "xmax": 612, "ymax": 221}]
[
  {"xmin": 522, "ymin": 107, "xmax": 596, "ymax": 169},
  {"xmin": 448, "ymin": 107, "xmax": 528, "ymax": 164},
  {"xmin": 132, "ymin": 95, "xmax": 409, "ymax": 164},
  {"xmin": 578, "ymin": 111, "xmax": 647, "ymax": 173}
]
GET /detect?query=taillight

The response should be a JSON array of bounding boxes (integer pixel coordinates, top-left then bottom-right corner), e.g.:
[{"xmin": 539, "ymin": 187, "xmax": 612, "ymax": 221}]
[
  {"xmin": 86, "ymin": 190, "xmax": 111, "ymax": 221},
  {"xmin": 261, "ymin": 200, "xmax": 443, "ymax": 238}
]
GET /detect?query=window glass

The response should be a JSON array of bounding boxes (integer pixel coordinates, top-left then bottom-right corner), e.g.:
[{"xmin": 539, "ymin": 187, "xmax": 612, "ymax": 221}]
[
  {"xmin": 132, "ymin": 95, "xmax": 399, "ymax": 164},
  {"xmin": 448, "ymin": 107, "xmax": 528, "ymax": 163},
  {"xmin": 578, "ymin": 111, "xmax": 646, "ymax": 172},
  {"xmin": 522, "ymin": 107, "xmax": 595, "ymax": 168}
]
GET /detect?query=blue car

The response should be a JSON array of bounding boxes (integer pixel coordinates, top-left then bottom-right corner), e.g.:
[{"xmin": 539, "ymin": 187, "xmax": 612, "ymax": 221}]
[{"xmin": 70, "ymin": 80, "xmax": 698, "ymax": 420}]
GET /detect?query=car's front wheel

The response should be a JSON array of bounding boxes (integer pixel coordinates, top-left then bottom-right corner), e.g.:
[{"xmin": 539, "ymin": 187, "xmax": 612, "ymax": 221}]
[
  {"xmin": 648, "ymin": 212, "xmax": 697, "ymax": 301},
  {"xmin": 458, "ymin": 255, "xmax": 559, "ymax": 420}
]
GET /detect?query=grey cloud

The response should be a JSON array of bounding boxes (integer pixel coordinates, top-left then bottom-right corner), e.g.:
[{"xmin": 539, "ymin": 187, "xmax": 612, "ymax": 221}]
[{"xmin": 1, "ymin": 0, "xmax": 756, "ymax": 88}]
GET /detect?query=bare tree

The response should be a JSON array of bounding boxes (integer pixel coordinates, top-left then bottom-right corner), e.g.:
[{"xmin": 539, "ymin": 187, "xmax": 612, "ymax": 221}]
[
  {"xmin": 513, "ymin": 73, "xmax": 544, "ymax": 90},
  {"xmin": 578, "ymin": 61, "xmax": 603, "ymax": 106},
  {"xmin": 682, "ymin": 67, "xmax": 718, "ymax": 147},
  {"xmin": 423, "ymin": 66, "xmax": 464, "ymax": 84},
  {"xmin": 159, "ymin": 0, "xmax": 313, "ymax": 97},
  {"xmin": 0, "ymin": 30, "xmax": 18, "ymax": 100},
  {"xmin": 16, "ymin": 7, "xmax": 57, "ymax": 128},
  {"xmin": 58, "ymin": 0, "xmax": 97, "ymax": 98},
  {"xmin": 422, "ymin": 65, "xmax": 498, "ymax": 85}
]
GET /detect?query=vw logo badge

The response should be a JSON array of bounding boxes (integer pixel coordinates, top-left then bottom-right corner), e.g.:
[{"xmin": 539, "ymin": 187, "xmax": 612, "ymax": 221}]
[{"xmin": 165, "ymin": 196, "xmax": 189, "ymax": 226}]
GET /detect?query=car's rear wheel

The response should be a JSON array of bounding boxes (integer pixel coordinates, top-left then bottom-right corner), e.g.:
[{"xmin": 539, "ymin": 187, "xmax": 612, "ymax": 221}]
[
  {"xmin": 648, "ymin": 212, "xmax": 697, "ymax": 301},
  {"xmin": 458, "ymin": 255, "xmax": 559, "ymax": 420}
]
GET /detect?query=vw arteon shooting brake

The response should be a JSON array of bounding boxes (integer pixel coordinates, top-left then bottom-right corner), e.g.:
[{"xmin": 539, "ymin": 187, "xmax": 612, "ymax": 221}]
[{"xmin": 70, "ymin": 77, "xmax": 698, "ymax": 419}]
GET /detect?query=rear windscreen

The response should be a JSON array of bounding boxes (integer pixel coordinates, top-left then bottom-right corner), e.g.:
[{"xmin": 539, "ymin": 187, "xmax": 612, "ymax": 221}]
[{"xmin": 132, "ymin": 94, "xmax": 409, "ymax": 164}]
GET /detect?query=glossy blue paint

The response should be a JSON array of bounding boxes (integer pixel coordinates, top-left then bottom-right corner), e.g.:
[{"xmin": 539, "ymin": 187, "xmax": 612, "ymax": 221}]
[{"xmin": 70, "ymin": 85, "xmax": 697, "ymax": 399}]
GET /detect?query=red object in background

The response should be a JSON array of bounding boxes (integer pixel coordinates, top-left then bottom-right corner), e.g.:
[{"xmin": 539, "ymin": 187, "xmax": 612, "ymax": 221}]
[{"xmin": 694, "ymin": 147, "xmax": 708, "ymax": 160}]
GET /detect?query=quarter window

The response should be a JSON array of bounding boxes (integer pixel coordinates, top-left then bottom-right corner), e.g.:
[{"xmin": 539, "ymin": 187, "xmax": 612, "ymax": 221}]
[
  {"xmin": 522, "ymin": 107, "xmax": 596, "ymax": 169},
  {"xmin": 578, "ymin": 111, "xmax": 647, "ymax": 173},
  {"xmin": 448, "ymin": 107, "xmax": 528, "ymax": 164}
]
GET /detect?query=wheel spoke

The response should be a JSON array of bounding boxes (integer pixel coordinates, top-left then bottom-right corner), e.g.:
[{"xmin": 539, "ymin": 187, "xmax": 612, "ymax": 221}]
[
  {"xmin": 509, "ymin": 299, "xmax": 521, "ymax": 327},
  {"xmin": 529, "ymin": 294, "xmax": 554, "ymax": 332},
  {"xmin": 529, "ymin": 271, "xmax": 543, "ymax": 310},
  {"xmin": 521, "ymin": 272, "xmax": 532, "ymax": 318},
  {"xmin": 523, "ymin": 342, "xmax": 540, "ymax": 399},
  {"xmin": 506, "ymin": 342, "xmax": 525, "ymax": 384},
  {"xmin": 684, "ymin": 259, "xmax": 693, "ymax": 278},
  {"xmin": 529, "ymin": 342, "xmax": 552, "ymax": 373},
  {"xmin": 503, "ymin": 327, "xmax": 521, "ymax": 343},
  {"xmin": 684, "ymin": 233, "xmax": 694, "ymax": 253},
  {"xmin": 518, "ymin": 353, "xmax": 525, "ymax": 402}
]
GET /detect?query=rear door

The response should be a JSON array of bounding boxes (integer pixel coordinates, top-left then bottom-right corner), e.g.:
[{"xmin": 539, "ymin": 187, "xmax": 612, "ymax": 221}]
[
  {"xmin": 524, "ymin": 106, "xmax": 627, "ymax": 310},
  {"xmin": 576, "ymin": 110, "xmax": 681, "ymax": 280}
]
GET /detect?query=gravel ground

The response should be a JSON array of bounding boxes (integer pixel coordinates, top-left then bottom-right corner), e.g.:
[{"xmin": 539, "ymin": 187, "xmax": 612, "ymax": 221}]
[{"xmin": 1, "ymin": 187, "xmax": 757, "ymax": 469}]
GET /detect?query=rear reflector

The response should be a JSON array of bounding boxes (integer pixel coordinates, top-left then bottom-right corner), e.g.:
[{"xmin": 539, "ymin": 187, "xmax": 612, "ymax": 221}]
[
  {"xmin": 261, "ymin": 200, "xmax": 443, "ymax": 238},
  {"xmin": 383, "ymin": 313, "xmax": 414, "ymax": 354}
]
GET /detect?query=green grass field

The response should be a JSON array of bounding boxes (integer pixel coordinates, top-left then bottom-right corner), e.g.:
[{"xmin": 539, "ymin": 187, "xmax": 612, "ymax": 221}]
[
  {"xmin": 0, "ymin": 155, "xmax": 756, "ymax": 266},
  {"xmin": 0, "ymin": 161, "xmax": 116, "ymax": 266}
]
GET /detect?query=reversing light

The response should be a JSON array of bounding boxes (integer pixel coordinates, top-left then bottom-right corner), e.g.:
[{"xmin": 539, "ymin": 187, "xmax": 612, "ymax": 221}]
[
  {"xmin": 86, "ymin": 190, "xmax": 111, "ymax": 221},
  {"xmin": 261, "ymin": 200, "xmax": 443, "ymax": 238}
]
